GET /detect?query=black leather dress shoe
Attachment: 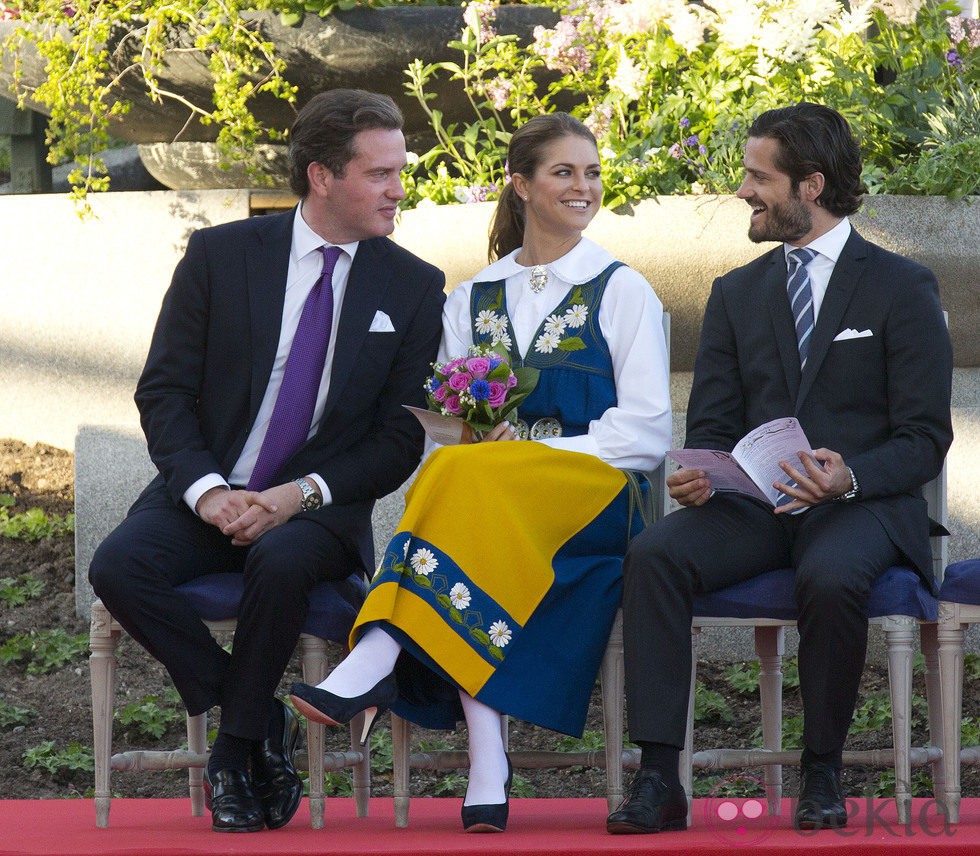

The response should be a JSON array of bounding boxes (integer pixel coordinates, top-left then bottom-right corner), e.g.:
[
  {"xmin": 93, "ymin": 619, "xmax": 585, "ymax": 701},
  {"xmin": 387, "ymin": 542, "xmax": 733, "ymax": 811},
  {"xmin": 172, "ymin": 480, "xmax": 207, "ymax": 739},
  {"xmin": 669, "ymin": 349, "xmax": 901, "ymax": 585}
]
[
  {"xmin": 251, "ymin": 698, "xmax": 303, "ymax": 830},
  {"xmin": 203, "ymin": 768, "xmax": 266, "ymax": 833},
  {"xmin": 606, "ymin": 770, "xmax": 688, "ymax": 834},
  {"xmin": 794, "ymin": 761, "xmax": 847, "ymax": 830}
]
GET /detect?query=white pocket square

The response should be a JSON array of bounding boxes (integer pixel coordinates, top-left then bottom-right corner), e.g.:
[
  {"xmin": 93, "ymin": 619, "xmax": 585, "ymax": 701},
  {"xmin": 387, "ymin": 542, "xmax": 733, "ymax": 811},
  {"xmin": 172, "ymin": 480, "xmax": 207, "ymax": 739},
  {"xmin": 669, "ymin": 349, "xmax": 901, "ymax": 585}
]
[
  {"xmin": 369, "ymin": 310, "xmax": 396, "ymax": 333},
  {"xmin": 833, "ymin": 328, "xmax": 873, "ymax": 342}
]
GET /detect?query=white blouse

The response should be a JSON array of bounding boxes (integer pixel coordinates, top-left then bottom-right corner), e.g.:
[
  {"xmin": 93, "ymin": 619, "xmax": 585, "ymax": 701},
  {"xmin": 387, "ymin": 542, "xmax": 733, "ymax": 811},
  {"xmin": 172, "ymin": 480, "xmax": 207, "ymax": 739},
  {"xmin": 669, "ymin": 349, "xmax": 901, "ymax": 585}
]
[{"xmin": 439, "ymin": 237, "xmax": 671, "ymax": 472}]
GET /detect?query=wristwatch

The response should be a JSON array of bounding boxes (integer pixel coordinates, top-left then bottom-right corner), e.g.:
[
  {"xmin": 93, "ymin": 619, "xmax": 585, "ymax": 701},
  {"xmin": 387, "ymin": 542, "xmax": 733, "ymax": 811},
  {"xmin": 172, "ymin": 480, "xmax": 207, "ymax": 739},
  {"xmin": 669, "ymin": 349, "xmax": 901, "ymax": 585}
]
[
  {"xmin": 835, "ymin": 466, "xmax": 861, "ymax": 502},
  {"xmin": 294, "ymin": 477, "xmax": 322, "ymax": 511}
]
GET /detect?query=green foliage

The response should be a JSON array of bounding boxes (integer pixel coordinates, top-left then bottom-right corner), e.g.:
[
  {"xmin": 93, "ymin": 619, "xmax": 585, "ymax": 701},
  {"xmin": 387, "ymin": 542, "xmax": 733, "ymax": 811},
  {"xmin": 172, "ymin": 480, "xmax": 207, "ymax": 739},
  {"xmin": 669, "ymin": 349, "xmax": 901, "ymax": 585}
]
[
  {"xmin": 724, "ymin": 657, "xmax": 802, "ymax": 696},
  {"xmin": 693, "ymin": 680, "xmax": 733, "ymax": 723},
  {"xmin": 403, "ymin": 0, "xmax": 980, "ymax": 206},
  {"xmin": 0, "ymin": 574, "xmax": 47, "ymax": 606},
  {"xmin": 116, "ymin": 689, "xmax": 184, "ymax": 740},
  {"xmin": 369, "ymin": 727, "xmax": 393, "ymax": 775},
  {"xmin": 0, "ymin": 629, "xmax": 89, "ymax": 674},
  {"xmin": 321, "ymin": 770, "xmax": 354, "ymax": 797},
  {"xmin": 961, "ymin": 716, "xmax": 980, "ymax": 747},
  {"xmin": 866, "ymin": 768, "xmax": 934, "ymax": 798},
  {"xmin": 553, "ymin": 729, "xmax": 604, "ymax": 753},
  {"xmin": 23, "ymin": 740, "xmax": 95, "ymax": 775},
  {"xmin": 0, "ymin": 697, "xmax": 33, "ymax": 729},
  {"xmin": 965, "ymin": 653, "xmax": 980, "ymax": 682},
  {"xmin": 2, "ymin": 0, "xmax": 298, "ymax": 206},
  {"xmin": 0, "ymin": 505, "xmax": 74, "ymax": 540}
]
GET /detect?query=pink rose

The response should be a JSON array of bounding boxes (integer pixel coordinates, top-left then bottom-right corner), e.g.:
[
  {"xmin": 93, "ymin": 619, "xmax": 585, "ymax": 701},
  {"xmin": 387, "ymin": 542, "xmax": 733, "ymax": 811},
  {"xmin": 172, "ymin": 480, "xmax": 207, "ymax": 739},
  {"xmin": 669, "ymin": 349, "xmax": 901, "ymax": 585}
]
[
  {"xmin": 448, "ymin": 372, "xmax": 472, "ymax": 391},
  {"xmin": 442, "ymin": 358, "xmax": 465, "ymax": 373},
  {"xmin": 487, "ymin": 381, "xmax": 507, "ymax": 408},
  {"xmin": 465, "ymin": 357, "xmax": 491, "ymax": 378},
  {"xmin": 432, "ymin": 385, "xmax": 448, "ymax": 402},
  {"xmin": 506, "ymin": 374, "xmax": 517, "ymax": 388},
  {"xmin": 445, "ymin": 395, "xmax": 462, "ymax": 415}
]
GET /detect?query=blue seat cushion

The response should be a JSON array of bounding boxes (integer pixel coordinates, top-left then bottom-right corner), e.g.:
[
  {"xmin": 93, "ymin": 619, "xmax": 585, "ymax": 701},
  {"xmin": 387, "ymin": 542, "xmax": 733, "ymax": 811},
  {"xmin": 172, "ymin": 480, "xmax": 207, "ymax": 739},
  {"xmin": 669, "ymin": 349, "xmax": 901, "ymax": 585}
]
[
  {"xmin": 176, "ymin": 572, "xmax": 367, "ymax": 643},
  {"xmin": 939, "ymin": 560, "xmax": 980, "ymax": 606},
  {"xmin": 693, "ymin": 565, "xmax": 937, "ymax": 622}
]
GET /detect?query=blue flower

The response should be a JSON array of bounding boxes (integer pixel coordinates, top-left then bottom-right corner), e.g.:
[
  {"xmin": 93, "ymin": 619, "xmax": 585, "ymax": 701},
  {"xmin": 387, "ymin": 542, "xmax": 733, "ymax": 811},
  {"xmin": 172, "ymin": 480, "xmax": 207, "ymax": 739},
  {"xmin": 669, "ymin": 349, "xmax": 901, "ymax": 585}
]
[
  {"xmin": 487, "ymin": 357, "xmax": 503, "ymax": 370},
  {"xmin": 679, "ymin": 117, "xmax": 691, "ymax": 129},
  {"xmin": 698, "ymin": 145, "xmax": 708, "ymax": 156},
  {"xmin": 470, "ymin": 379, "xmax": 491, "ymax": 400},
  {"xmin": 427, "ymin": 375, "xmax": 442, "ymax": 392},
  {"xmin": 684, "ymin": 135, "xmax": 700, "ymax": 147},
  {"xmin": 668, "ymin": 143, "xmax": 682, "ymax": 158}
]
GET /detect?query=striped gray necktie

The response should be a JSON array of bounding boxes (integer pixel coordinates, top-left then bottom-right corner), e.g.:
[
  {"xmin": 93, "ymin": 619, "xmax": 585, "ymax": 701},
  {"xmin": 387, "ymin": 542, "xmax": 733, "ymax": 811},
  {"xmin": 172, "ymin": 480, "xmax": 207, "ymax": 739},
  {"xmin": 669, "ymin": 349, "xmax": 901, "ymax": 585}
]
[{"xmin": 787, "ymin": 247, "xmax": 816, "ymax": 368}]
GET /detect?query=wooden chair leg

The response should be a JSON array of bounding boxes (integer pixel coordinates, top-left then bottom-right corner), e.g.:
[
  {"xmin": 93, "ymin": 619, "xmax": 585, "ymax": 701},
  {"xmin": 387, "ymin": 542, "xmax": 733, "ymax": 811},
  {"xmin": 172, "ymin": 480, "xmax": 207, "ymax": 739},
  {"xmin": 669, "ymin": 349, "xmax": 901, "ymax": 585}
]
[
  {"xmin": 755, "ymin": 625, "xmax": 784, "ymax": 814},
  {"xmin": 89, "ymin": 600, "xmax": 120, "ymax": 828},
  {"xmin": 391, "ymin": 713, "xmax": 412, "ymax": 828},
  {"xmin": 186, "ymin": 712, "xmax": 207, "ymax": 816},
  {"xmin": 601, "ymin": 609, "xmax": 625, "ymax": 812},
  {"xmin": 919, "ymin": 622, "xmax": 946, "ymax": 810},
  {"xmin": 299, "ymin": 634, "xmax": 330, "ymax": 829},
  {"xmin": 681, "ymin": 626, "xmax": 699, "ymax": 826},
  {"xmin": 936, "ymin": 616, "xmax": 964, "ymax": 824},
  {"xmin": 884, "ymin": 617, "xmax": 915, "ymax": 825}
]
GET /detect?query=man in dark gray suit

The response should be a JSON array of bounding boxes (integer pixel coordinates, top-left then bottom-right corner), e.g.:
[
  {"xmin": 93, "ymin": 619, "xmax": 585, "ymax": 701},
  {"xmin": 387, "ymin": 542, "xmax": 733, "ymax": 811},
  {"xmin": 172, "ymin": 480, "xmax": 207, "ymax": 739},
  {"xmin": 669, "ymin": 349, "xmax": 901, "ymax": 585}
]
[
  {"xmin": 607, "ymin": 103, "xmax": 952, "ymax": 834},
  {"xmin": 90, "ymin": 89, "xmax": 445, "ymax": 832}
]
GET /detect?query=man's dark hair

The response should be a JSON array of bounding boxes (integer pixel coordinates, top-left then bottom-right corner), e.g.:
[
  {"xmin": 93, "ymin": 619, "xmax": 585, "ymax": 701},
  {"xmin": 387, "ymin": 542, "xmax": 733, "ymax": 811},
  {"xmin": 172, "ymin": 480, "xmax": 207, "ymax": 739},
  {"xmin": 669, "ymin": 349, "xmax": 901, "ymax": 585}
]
[
  {"xmin": 288, "ymin": 89, "xmax": 404, "ymax": 197},
  {"xmin": 748, "ymin": 102, "xmax": 865, "ymax": 216}
]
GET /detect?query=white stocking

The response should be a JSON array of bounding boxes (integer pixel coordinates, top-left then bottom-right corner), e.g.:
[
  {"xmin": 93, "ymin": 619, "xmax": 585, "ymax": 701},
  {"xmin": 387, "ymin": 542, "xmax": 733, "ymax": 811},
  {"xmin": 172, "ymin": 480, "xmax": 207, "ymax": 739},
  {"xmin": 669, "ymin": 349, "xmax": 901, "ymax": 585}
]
[
  {"xmin": 315, "ymin": 625, "xmax": 401, "ymax": 697},
  {"xmin": 459, "ymin": 691, "xmax": 509, "ymax": 806}
]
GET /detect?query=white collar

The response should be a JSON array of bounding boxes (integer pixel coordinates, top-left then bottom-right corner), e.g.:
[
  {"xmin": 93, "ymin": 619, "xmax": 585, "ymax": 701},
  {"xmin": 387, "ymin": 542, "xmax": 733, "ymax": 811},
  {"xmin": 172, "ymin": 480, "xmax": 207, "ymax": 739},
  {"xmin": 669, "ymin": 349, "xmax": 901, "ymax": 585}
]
[
  {"xmin": 472, "ymin": 236, "xmax": 616, "ymax": 285},
  {"xmin": 785, "ymin": 217, "xmax": 851, "ymax": 265},
  {"xmin": 292, "ymin": 202, "xmax": 359, "ymax": 262}
]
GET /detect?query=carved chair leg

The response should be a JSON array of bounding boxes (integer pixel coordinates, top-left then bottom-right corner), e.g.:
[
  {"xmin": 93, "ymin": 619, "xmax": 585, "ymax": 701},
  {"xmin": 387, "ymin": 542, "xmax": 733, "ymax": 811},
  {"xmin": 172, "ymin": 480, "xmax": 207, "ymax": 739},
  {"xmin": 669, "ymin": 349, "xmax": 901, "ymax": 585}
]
[
  {"xmin": 187, "ymin": 712, "xmax": 207, "ymax": 816},
  {"xmin": 89, "ymin": 601, "xmax": 120, "ymax": 829},
  {"xmin": 601, "ymin": 609, "xmax": 625, "ymax": 812},
  {"xmin": 936, "ymin": 618, "xmax": 964, "ymax": 824},
  {"xmin": 884, "ymin": 618, "xmax": 915, "ymax": 825},
  {"xmin": 755, "ymin": 625, "xmax": 784, "ymax": 815},
  {"xmin": 392, "ymin": 713, "xmax": 412, "ymax": 828}
]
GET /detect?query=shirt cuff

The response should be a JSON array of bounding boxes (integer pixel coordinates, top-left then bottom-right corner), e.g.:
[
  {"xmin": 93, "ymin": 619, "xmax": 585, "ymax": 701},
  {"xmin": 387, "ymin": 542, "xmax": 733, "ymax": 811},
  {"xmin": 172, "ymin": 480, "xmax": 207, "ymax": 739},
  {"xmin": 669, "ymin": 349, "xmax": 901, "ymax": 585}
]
[
  {"xmin": 184, "ymin": 473, "xmax": 230, "ymax": 516},
  {"xmin": 308, "ymin": 473, "xmax": 333, "ymax": 506}
]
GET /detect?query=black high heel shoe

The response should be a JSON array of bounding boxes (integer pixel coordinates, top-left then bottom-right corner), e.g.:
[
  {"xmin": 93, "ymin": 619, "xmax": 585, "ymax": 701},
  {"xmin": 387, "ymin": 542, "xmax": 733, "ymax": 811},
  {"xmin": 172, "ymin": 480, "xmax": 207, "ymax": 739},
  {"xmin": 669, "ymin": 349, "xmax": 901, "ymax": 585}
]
[
  {"xmin": 461, "ymin": 755, "xmax": 513, "ymax": 833},
  {"xmin": 289, "ymin": 673, "xmax": 398, "ymax": 746}
]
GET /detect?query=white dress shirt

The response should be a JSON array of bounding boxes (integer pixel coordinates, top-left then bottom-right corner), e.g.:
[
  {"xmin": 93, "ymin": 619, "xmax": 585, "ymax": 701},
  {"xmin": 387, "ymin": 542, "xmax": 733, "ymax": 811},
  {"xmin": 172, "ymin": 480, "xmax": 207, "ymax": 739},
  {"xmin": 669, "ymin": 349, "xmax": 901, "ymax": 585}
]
[
  {"xmin": 183, "ymin": 204, "xmax": 359, "ymax": 513},
  {"xmin": 440, "ymin": 237, "xmax": 672, "ymax": 472},
  {"xmin": 785, "ymin": 217, "xmax": 851, "ymax": 321}
]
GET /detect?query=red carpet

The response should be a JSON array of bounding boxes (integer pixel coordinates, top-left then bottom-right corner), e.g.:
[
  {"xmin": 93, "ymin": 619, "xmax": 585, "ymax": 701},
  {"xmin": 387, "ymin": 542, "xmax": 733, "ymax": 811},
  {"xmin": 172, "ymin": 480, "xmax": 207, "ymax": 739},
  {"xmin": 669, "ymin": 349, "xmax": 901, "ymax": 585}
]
[{"xmin": 1, "ymin": 798, "xmax": 977, "ymax": 856}]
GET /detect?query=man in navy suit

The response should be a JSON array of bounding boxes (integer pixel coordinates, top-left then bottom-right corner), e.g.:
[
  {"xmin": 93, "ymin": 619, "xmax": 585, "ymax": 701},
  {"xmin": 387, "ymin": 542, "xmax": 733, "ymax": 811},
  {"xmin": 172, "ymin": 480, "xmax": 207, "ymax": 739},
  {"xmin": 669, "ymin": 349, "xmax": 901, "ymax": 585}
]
[
  {"xmin": 607, "ymin": 103, "xmax": 952, "ymax": 834},
  {"xmin": 89, "ymin": 90, "xmax": 445, "ymax": 832}
]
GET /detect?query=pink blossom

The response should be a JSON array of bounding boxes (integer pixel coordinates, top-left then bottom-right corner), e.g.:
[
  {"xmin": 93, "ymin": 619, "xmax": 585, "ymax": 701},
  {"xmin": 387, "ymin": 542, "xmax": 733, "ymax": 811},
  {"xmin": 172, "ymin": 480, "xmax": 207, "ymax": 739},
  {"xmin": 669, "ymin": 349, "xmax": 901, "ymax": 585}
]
[
  {"xmin": 465, "ymin": 356, "xmax": 491, "ymax": 378},
  {"xmin": 448, "ymin": 372, "xmax": 472, "ymax": 391},
  {"xmin": 488, "ymin": 381, "xmax": 508, "ymax": 408},
  {"xmin": 532, "ymin": 18, "xmax": 592, "ymax": 74},
  {"xmin": 442, "ymin": 358, "xmax": 465, "ymax": 373},
  {"xmin": 484, "ymin": 77, "xmax": 513, "ymax": 111},
  {"xmin": 506, "ymin": 374, "xmax": 518, "ymax": 388},
  {"xmin": 445, "ymin": 394, "xmax": 463, "ymax": 415},
  {"xmin": 432, "ymin": 385, "xmax": 448, "ymax": 403}
]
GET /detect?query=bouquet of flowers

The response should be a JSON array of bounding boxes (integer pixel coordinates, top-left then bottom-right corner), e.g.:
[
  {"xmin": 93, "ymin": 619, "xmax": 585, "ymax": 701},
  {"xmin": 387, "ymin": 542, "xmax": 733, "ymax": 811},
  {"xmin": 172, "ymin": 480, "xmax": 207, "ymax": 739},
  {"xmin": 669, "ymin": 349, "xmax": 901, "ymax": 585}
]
[{"xmin": 425, "ymin": 345, "xmax": 539, "ymax": 438}]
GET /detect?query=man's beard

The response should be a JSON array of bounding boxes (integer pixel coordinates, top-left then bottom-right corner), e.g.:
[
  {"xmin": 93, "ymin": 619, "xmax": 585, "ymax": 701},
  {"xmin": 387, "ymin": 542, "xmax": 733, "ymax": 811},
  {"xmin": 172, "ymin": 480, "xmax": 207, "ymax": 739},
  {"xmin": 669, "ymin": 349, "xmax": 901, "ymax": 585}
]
[{"xmin": 748, "ymin": 193, "xmax": 812, "ymax": 244}]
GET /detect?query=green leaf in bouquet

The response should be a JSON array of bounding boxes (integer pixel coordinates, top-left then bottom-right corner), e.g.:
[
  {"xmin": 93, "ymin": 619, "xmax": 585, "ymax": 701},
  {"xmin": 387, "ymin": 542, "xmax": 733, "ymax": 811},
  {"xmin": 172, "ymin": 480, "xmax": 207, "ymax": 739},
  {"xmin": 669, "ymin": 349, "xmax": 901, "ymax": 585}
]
[{"xmin": 513, "ymin": 366, "xmax": 540, "ymax": 394}]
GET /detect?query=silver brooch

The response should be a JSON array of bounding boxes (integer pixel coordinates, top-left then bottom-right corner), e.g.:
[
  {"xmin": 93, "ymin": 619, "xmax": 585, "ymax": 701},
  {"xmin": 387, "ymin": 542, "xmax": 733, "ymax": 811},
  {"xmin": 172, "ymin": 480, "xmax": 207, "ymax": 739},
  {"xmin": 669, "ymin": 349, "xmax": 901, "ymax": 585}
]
[{"xmin": 529, "ymin": 265, "xmax": 548, "ymax": 293}]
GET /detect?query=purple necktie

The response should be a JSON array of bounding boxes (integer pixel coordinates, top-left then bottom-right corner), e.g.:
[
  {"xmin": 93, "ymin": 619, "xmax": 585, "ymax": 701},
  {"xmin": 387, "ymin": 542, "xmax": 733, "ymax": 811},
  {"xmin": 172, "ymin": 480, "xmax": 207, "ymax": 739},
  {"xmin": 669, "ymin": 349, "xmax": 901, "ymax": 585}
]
[{"xmin": 247, "ymin": 245, "xmax": 342, "ymax": 491}]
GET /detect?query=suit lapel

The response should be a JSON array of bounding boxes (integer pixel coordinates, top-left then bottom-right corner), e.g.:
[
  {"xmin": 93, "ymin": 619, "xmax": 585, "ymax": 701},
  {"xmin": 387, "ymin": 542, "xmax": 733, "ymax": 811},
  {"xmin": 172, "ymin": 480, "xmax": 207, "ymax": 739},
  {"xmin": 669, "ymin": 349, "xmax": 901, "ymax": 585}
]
[
  {"xmin": 764, "ymin": 249, "xmax": 803, "ymax": 403},
  {"xmin": 245, "ymin": 210, "xmax": 293, "ymax": 427},
  {"xmin": 796, "ymin": 230, "xmax": 866, "ymax": 408},
  {"xmin": 321, "ymin": 237, "xmax": 390, "ymax": 421}
]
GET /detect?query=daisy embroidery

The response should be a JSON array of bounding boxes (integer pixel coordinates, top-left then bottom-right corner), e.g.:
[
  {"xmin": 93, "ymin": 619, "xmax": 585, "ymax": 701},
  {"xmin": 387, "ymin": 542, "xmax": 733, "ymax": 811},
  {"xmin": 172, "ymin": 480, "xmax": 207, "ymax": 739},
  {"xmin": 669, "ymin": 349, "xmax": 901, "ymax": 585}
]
[
  {"xmin": 491, "ymin": 329, "xmax": 512, "ymax": 351},
  {"xmin": 475, "ymin": 309, "xmax": 502, "ymax": 335},
  {"xmin": 543, "ymin": 313, "xmax": 567, "ymax": 335},
  {"xmin": 449, "ymin": 582, "xmax": 472, "ymax": 610},
  {"xmin": 410, "ymin": 548, "xmax": 438, "ymax": 576},
  {"xmin": 534, "ymin": 330, "xmax": 562, "ymax": 354},
  {"xmin": 489, "ymin": 620, "xmax": 512, "ymax": 648},
  {"xmin": 564, "ymin": 304, "xmax": 588, "ymax": 328}
]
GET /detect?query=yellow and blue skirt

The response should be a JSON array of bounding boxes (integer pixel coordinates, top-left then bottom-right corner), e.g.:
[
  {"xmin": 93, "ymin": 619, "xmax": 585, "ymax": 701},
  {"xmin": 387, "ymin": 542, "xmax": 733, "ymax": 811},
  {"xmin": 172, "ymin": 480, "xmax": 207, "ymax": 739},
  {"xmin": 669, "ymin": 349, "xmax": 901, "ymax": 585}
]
[{"xmin": 351, "ymin": 441, "xmax": 644, "ymax": 737}]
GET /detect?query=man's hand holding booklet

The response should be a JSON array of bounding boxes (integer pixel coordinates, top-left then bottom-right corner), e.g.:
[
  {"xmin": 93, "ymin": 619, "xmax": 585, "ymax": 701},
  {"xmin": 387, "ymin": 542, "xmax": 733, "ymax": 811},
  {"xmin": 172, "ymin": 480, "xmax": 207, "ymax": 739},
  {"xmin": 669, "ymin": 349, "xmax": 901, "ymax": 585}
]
[{"xmin": 667, "ymin": 417, "xmax": 813, "ymax": 507}]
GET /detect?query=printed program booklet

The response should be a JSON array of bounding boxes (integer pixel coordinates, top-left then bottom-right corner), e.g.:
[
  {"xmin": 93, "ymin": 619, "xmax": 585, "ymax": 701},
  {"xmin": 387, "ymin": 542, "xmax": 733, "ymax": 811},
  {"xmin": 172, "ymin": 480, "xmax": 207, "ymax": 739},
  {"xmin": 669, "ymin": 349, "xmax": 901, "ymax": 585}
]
[{"xmin": 666, "ymin": 417, "xmax": 814, "ymax": 506}]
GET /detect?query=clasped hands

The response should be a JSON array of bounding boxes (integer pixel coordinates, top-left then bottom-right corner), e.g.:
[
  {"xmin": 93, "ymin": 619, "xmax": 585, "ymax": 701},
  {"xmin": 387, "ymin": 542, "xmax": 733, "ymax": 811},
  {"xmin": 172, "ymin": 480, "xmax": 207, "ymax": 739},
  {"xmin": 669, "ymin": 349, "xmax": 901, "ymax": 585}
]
[
  {"xmin": 459, "ymin": 421, "xmax": 517, "ymax": 444},
  {"xmin": 667, "ymin": 447, "xmax": 854, "ymax": 513},
  {"xmin": 196, "ymin": 482, "xmax": 304, "ymax": 546}
]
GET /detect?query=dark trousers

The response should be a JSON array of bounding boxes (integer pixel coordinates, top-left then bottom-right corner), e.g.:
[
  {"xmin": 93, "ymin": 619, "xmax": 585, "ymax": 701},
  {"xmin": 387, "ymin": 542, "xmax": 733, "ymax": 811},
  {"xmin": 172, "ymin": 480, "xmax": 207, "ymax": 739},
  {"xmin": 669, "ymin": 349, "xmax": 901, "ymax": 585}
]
[
  {"xmin": 622, "ymin": 493, "xmax": 901, "ymax": 756},
  {"xmin": 89, "ymin": 490, "xmax": 358, "ymax": 740}
]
